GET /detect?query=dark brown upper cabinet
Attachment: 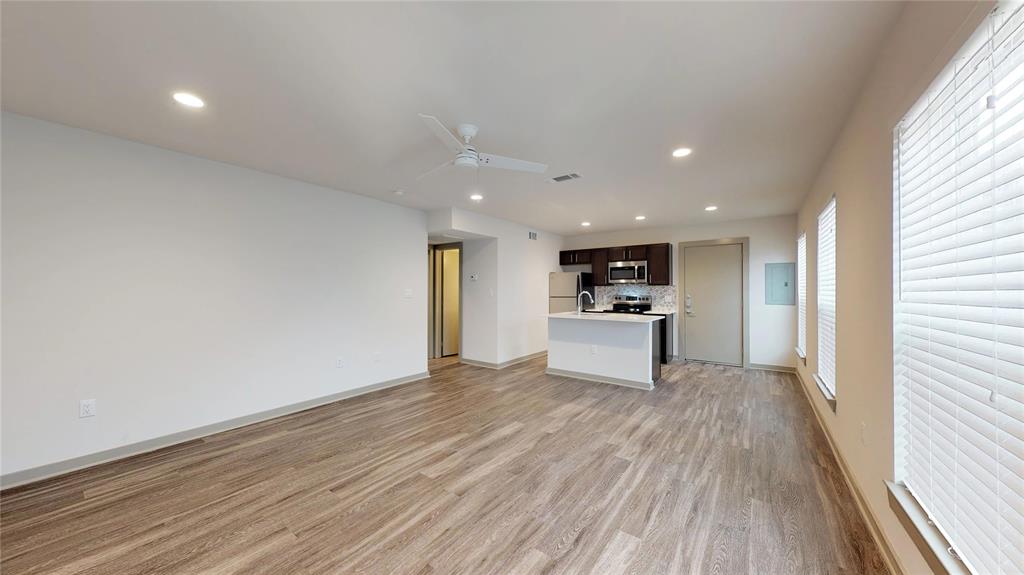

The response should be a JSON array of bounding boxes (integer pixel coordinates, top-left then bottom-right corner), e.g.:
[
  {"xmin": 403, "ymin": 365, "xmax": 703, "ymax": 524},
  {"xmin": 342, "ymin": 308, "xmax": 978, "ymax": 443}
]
[
  {"xmin": 646, "ymin": 243, "xmax": 671, "ymax": 285},
  {"xmin": 608, "ymin": 245, "xmax": 647, "ymax": 262},
  {"xmin": 561, "ymin": 243, "xmax": 670, "ymax": 286},
  {"xmin": 591, "ymin": 249, "xmax": 609, "ymax": 286},
  {"xmin": 558, "ymin": 250, "xmax": 592, "ymax": 266},
  {"xmin": 607, "ymin": 246, "xmax": 627, "ymax": 261}
]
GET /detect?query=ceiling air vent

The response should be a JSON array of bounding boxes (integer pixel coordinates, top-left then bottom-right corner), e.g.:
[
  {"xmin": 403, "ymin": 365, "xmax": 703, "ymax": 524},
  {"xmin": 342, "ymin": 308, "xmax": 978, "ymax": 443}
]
[{"xmin": 549, "ymin": 173, "xmax": 581, "ymax": 183}]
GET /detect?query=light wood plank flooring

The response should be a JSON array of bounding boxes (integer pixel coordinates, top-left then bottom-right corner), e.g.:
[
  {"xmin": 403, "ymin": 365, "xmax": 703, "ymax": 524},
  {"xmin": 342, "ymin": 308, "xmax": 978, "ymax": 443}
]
[{"xmin": 0, "ymin": 358, "xmax": 886, "ymax": 574}]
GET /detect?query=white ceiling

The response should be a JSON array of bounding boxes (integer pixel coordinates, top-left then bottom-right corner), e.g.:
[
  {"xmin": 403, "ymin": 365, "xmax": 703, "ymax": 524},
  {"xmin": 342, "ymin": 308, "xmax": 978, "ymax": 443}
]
[{"xmin": 1, "ymin": 1, "xmax": 902, "ymax": 236}]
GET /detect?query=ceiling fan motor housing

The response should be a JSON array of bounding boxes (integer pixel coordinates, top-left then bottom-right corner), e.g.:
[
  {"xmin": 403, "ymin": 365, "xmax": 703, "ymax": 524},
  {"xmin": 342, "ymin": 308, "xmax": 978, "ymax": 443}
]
[{"xmin": 454, "ymin": 147, "xmax": 479, "ymax": 168}]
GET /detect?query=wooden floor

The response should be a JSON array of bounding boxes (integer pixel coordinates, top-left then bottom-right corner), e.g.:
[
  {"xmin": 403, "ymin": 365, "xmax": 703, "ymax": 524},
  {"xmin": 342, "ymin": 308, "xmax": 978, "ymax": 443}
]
[
  {"xmin": 427, "ymin": 354, "xmax": 461, "ymax": 373},
  {"xmin": 1, "ymin": 358, "xmax": 886, "ymax": 574}
]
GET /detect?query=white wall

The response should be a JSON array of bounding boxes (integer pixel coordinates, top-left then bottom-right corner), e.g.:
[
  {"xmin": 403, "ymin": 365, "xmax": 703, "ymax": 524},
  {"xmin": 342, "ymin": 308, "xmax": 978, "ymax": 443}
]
[
  {"xmin": 430, "ymin": 208, "xmax": 563, "ymax": 365},
  {"xmin": 563, "ymin": 214, "xmax": 797, "ymax": 367},
  {"xmin": 1, "ymin": 113, "xmax": 429, "ymax": 477},
  {"xmin": 793, "ymin": 2, "xmax": 991, "ymax": 573},
  {"xmin": 460, "ymin": 237, "xmax": 499, "ymax": 364}
]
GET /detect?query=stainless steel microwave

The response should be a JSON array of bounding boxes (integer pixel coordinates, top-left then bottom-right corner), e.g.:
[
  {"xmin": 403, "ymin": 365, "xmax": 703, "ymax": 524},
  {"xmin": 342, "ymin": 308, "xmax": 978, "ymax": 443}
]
[{"xmin": 609, "ymin": 260, "xmax": 647, "ymax": 284}]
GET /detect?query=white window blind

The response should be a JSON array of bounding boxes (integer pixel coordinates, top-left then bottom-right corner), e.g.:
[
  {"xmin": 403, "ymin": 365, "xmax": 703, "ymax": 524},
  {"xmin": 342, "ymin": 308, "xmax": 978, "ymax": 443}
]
[
  {"xmin": 817, "ymin": 199, "xmax": 837, "ymax": 396},
  {"xmin": 893, "ymin": 2, "xmax": 1024, "ymax": 574},
  {"xmin": 798, "ymin": 233, "xmax": 808, "ymax": 356}
]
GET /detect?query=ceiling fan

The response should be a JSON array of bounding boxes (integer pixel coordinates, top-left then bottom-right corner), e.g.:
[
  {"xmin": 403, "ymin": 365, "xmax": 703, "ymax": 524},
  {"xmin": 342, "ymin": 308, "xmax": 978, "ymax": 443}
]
[{"xmin": 416, "ymin": 114, "xmax": 548, "ymax": 181}]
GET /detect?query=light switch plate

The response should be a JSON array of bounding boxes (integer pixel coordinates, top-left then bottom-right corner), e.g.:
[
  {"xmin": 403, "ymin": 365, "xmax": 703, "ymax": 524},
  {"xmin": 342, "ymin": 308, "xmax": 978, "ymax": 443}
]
[{"xmin": 79, "ymin": 399, "xmax": 97, "ymax": 418}]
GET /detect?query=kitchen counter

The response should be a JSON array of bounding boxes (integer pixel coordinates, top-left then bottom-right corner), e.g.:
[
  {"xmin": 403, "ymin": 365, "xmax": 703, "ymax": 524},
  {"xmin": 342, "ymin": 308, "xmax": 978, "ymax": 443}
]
[
  {"xmin": 546, "ymin": 312, "xmax": 664, "ymax": 390},
  {"xmin": 586, "ymin": 306, "xmax": 677, "ymax": 315},
  {"xmin": 548, "ymin": 311, "xmax": 660, "ymax": 323}
]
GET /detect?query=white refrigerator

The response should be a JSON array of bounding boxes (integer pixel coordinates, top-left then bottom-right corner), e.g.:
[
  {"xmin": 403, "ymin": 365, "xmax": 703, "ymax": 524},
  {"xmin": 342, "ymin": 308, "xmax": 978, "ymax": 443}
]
[{"xmin": 549, "ymin": 272, "xmax": 595, "ymax": 313}]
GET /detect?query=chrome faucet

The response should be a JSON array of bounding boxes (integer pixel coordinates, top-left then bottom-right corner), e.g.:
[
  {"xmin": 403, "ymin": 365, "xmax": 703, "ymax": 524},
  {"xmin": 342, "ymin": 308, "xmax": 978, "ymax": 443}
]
[{"xmin": 577, "ymin": 290, "xmax": 594, "ymax": 314}]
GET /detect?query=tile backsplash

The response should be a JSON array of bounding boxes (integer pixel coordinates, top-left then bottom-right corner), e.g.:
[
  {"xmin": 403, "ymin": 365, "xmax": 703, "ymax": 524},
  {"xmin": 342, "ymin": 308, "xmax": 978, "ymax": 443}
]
[{"xmin": 594, "ymin": 285, "xmax": 677, "ymax": 310}]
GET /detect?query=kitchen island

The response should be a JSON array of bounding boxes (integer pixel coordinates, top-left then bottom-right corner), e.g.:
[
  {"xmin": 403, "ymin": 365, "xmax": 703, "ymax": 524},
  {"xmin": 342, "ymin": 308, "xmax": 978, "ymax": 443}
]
[{"xmin": 546, "ymin": 312, "xmax": 663, "ymax": 390}]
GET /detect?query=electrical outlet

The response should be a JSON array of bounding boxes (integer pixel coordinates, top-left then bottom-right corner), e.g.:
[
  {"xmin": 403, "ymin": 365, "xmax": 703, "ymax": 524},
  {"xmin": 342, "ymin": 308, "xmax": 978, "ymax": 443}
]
[
  {"xmin": 336, "ymin": 358, "xmax": 344, "ymax": 368},
  {"xmin": 79, "ymin": 399, "xmax": 97, "ymax": 418}
]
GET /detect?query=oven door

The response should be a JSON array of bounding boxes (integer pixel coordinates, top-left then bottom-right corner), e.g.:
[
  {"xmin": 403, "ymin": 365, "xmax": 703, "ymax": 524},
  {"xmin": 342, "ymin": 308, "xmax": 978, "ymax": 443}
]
[{"xmin": 608, "ymin": 261, "xmax": 648, "ymax": 284}]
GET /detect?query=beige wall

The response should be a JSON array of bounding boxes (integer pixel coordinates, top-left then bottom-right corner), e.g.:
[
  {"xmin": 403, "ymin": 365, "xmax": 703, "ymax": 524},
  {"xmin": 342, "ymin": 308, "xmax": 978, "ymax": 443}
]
[{"xmin": 794, "ymin": 2, "xmax": 992, "ymax": 573}]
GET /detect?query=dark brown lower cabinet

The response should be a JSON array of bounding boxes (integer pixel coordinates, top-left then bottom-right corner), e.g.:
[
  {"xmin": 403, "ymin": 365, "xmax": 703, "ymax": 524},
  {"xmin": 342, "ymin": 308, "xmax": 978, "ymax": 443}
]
[{"xmin": 651, "ymin": 317, "xmax": 662, "ymax": 382}]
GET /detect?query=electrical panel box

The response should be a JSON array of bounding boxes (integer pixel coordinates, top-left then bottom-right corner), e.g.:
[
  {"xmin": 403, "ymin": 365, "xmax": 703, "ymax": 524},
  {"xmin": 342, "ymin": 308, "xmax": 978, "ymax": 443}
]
[{"xmin": 765, "ymin": 262, "xmax": 796, "ymax": 305}]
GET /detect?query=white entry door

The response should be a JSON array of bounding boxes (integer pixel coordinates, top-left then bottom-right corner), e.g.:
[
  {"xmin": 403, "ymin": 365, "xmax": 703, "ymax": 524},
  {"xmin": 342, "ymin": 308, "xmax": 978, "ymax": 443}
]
[{"xmin": 683, "ymin": 243, "xmax": 743, "ymax": 365}]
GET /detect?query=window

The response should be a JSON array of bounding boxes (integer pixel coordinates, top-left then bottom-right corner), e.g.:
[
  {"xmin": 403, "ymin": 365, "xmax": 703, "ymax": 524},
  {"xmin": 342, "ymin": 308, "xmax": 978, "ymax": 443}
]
[
  {"xmin": 893, "ymin": 3, "xmax": 1024, "ymax": 573},
  {"xmin": 816, "ymin": 198, "xmax": 837, "ymax": 400},
  {"xmin": 797, "ymin": 233, "xmax": 808, "ymax": 357}
]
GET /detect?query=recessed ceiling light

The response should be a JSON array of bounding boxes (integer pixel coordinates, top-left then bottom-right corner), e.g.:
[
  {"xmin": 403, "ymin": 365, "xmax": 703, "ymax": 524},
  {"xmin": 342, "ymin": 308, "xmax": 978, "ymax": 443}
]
[
  {"xmin": 672, "ymin": 147, "xmax": 692, "ymax": 158},
  {"xmin": 469, "ymin": 193, "xmax": 483, "ymax": 201},
  {"xmin": 635, "ymin": 215, "xmax": 646, "ymax": 221},
  {"xmin": 705, "ymin": 205, "xmax": 718, "ymax": 211},
  {"xmin": 581, "ymin": 222, "xmax": 591, "ymax": 227},
  {"xmin": 172, "ymin": 92, "xmax": 205, "ymax": 108}
]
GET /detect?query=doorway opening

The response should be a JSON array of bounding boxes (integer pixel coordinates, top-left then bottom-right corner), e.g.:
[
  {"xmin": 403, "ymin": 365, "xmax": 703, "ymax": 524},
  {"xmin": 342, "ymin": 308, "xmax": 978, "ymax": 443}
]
[{"xmin": 428, "ymin": 243, "xmax": 461, "ymax": 362}]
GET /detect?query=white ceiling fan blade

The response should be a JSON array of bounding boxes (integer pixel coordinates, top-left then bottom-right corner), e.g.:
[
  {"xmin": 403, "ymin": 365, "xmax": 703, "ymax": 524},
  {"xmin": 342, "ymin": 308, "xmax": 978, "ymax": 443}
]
[
  {"xmin": 415, "ymin": 159, "xmax": 453, "ymax": 181},
  {"xmin": 418, "ymin": 114, "xmax": 466, "ymax": 155},
  {"xmin": 478, "ymin": 153, "xmax": 548, "ymax": 174}
]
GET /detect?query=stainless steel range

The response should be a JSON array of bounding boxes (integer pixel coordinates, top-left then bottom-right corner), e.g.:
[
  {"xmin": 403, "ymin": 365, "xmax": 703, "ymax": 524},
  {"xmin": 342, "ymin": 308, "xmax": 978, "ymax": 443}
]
[{"xmin": 609, "ymin": 295, "xmax": 652, "ymax": 314}]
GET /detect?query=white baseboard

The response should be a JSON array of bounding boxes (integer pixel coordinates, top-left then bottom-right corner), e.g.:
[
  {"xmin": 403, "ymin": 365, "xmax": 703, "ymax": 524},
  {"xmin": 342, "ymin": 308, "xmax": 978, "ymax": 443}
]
[
  {"xmin": 749, "ymin": 362, "xmax": 797, "ymax": 373},
  {"xmin": 545, "ymin": 367, "xmax": 654, "ymax": 391},
  {"xmin": 460, "ymin": 350, "xmax": 546, "ymax": 370},
  {"xmin": 0, "ymin": 371, "xmax": 430, "ymax": 490}
]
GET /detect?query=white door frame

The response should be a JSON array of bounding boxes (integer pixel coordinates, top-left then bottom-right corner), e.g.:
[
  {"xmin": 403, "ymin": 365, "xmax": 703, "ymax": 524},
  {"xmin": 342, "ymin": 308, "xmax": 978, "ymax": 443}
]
[{"xmin": 677, "ymin": 237, "xmax": 750, "ymax": 368}]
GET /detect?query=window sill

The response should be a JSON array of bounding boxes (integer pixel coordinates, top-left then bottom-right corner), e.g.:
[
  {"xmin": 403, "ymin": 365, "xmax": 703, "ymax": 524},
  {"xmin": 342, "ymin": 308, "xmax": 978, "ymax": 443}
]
[
  {"xmin": 886, "ymin": 481, "xmax": 969, "ymax": 575},
  {"xmin": 795, "ymin": 347, "xmax": 806, "ymax": 365},
  {"xmin": 812, "ymin": 373, "xmax": 836, "ymax": 412}
]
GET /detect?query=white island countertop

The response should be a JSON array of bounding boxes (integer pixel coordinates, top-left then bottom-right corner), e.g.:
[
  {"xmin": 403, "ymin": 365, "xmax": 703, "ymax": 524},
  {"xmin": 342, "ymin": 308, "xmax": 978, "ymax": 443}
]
[
  {"xmin": 587, "ymin": 307, "xmax": 677, "ymax": 315},
  {"xmin": 547, "ymin": 312, "xmax": 661, "ymax": 324}
]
